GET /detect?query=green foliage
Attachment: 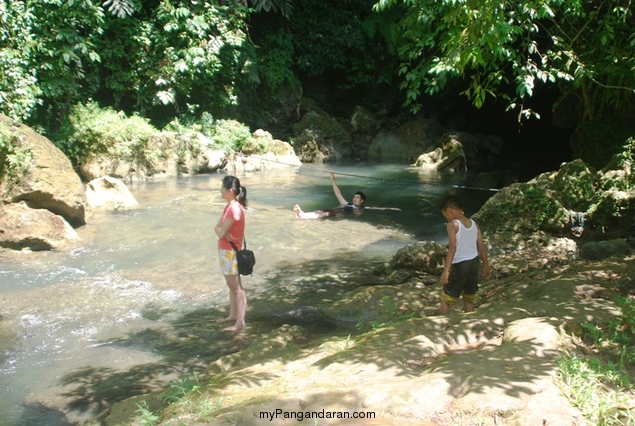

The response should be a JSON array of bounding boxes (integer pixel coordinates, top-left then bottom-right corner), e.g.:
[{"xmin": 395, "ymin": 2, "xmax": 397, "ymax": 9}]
[
  {"xmin": 162, "ymin": 373, "xmax": 202, "ymax": 404},
  {"xmin": 583, "ymin": 296, "xmax": 635, "ymax": 369},
  {"xmin": 208, "ymin": 119, "xmax": 255, "ymax": 152},
  {"xmin": 164, "ymin": 111, "xmax": 216, "ymax": 138},
  {"xmin": 54, "ymin": 101, "xmax": 157, "ymax": 165},
  {"xmin": 602, "ymin": 137, "xmax": 635, "ymax": 192},
  {"xmin": 558, "ymin": 296, "xmax": 635, "ymax": 425},
  {"xmin": 135, "ymin": 401, "xmax": 159, "ymax": 426},
  {"xmin": 0, "ymin": 1, "xmax": 41, "ymax": 122},
  {"xmin": 28, "ymin": 0, "xmax": 105, "ymax": 115},
  {"xmin": 0, "ymin": 125, "xmax": 32, "ymax": 179},
  {"xmin": 248, "ymin": 0, "xmax": 294, "ymax": 17},
  {"xmin": 556, "ymin": 354, "xmax": 634, "ymax": 426},
  {"xmin": 374, "ymin": 0, "xmax": 635, "ymax": 119},
  {"xmin": 103, "ymin": 0, "xmax": 136, "ymax": 18},
  {"xmin": 2, "ymin": 0, "xmax": 253, "ymax": 129},
  {"xmin": 491, "ymin": 184, "xmax": 561, "ymax": 230}
]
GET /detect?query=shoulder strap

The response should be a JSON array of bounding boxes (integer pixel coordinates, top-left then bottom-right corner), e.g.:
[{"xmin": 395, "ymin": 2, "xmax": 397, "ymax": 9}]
[{"xmin": 228, "ymin": 239, "xmax": 247, "ymax": 252}]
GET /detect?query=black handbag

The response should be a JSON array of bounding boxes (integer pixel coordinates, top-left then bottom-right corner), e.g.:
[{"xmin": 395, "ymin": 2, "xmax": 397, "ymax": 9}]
[{"xmin": 229, "ymin": 239, "xmax": 256, "ymax": 275}]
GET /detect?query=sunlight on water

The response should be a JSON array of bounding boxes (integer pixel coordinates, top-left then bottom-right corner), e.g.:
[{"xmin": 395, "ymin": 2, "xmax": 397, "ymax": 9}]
[{"xmin": 0, "ymin": 164, "xmax": 494, "ymax": 425}]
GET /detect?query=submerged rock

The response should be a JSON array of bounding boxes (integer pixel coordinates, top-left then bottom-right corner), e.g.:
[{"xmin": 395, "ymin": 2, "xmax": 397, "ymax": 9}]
[{"xmin": 0, "ymin": 201, "xmax": 79, "ymax": 250}]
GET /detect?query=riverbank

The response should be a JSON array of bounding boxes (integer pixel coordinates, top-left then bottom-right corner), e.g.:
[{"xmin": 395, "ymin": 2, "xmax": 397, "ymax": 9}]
[{"xmin": 103, "ymin": 241, "xmax": 635, "ymax": 426}]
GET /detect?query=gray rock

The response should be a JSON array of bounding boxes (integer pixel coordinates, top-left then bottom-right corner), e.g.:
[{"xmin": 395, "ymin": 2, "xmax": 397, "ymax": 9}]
[
  {"xmin": 0, "ymin": 201, "xmax": 79, "ymax": 251},
  {"xmin": 579, "ymin": 239, "xmax": 631, "ymax": 260},
  {"xmin": 85, "ymin": 176, "xmax": 139, "ymax": 211},
  {"xmin": 0, "ymin": 115, "xmax": 86, "ymax": 227}
]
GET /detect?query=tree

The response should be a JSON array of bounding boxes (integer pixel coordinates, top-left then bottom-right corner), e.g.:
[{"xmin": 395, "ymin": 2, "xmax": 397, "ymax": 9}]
[
  {"xmin": 93, "ymin": 0, "xmax": 251, "ymax": 122},
  {"xmin": 28, "ymin": 0, "xmax": 105, "ymax": 123},
  {"xmin": 373, "ymin": 0, "xmax": 635, "ymax": 123},
  {"xmin": 0, "ymin": 1, "xmax": 40, "ymax": 121}
]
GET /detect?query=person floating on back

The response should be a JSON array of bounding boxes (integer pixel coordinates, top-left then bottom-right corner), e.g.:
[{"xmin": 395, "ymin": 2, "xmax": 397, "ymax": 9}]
[
  {"xmin": 293, "ymin": 172, "xmax": 398, "ymax": 219},
  {"xmin": 439, "ymin": 195, "xmax": 491, "ymax": 315},
  {"xmin": 293, "ymin": 172, "xmax": 366, "ymax": 219}
]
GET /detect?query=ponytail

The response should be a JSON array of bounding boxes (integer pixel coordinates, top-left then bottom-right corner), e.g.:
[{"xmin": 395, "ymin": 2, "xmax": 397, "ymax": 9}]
[
  {"xmin": 237, "ymin": 186, "xmax": 248, "ymax": 207},
  {"xmin": 222, "ymin": 175, "xmax": 248, "ymax": 207}
]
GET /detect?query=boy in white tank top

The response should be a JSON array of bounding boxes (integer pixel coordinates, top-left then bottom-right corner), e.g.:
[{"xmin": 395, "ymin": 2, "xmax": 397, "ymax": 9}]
[{"xmin": 439, "ymin": 195, "xmax": 491, "ymax": 314}]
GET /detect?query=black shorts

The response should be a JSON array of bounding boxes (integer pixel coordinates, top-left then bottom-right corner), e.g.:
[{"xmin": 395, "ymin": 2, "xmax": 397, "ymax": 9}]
[{"xmin": 442, "ymin": 256, "xmax": 479, "ymax": 299}]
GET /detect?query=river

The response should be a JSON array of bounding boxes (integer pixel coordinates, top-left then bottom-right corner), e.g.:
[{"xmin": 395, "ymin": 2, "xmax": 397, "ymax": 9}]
[{"xmin": 0, "ymin": 163, "xmax": 494, "ymax": 425}]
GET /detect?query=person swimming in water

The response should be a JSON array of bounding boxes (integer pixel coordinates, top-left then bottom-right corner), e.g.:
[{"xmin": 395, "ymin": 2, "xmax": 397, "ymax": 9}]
[
  {"xmin": 293, "ymin": 172, "xmax": 398, "ymax": 219},
  {"xmin": 293, "ymin": 173, "xmax": 364, "ymax": 219}
]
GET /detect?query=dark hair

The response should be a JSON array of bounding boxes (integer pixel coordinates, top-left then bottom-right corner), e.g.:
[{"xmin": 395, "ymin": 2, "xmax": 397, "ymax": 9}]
[
  {"xmin": 222, "ymin": 175, "xmax": 248, "ymax": 207},
  {"xmin": 440, "ymin": 195, "xmax": 462, "ymax": 211},
  {"xmin": 354, "ymin": 191, "xmax": 366, "ymax": 203}
]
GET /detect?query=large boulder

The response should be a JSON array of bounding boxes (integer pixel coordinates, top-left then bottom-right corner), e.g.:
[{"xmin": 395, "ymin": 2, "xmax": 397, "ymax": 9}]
[
  {"xmin": 297, "ymin": 136, "xmax": 328, "ymax": 163},
  {"xmin": 79, "ymin": 131, "xmax": 227, "ymax": 181},
  {"xmin": 0, "ymin": 115, "xmax": 86, "ymax": 227},
  {"xmin": 532, "ymin": 159, "xmax": 598, "ymax": 211},
  {"xmin": 386, "ymin": 241, "xmax": 448, "ymax": 282},
  {"xmin": 412, "ymin": 132, "xmax": 503, "ymax": 172},
  {"xmin": 293, "ymin": 112, "xmax": 352, "ymax": 163},
  {"xmin": 412, "ymin": 138, "xmax": 467, "ymax": 172},
  {"xmin": 579, "ymin": 239, "xmax": 631, "ymax": 260},
  {"xmin": 225, "ymin": 130, "xmax": 302, "ymax": 172},
  {"xmin": 473, "ymin": 146, "xmax": 635, "ymax": 246},
  {"xmin": 449, "ymin": 132, "xmax": 504, "ymax": 170},
  {"xmin": 368, "ymin": 119, "xmax": 448, "ymax": 163},
  {"xmin": 0, "ymin": 201, "xmax": 79, "ymax": 251},
  {"xmin": 350, "ymin": 106, "xmax": 378, "ymax": 135},
  {"xmin": 473, "ymin": 182, "xmax": 569, "ymax": 242},
  {"xmin": 585, "ymin": 190, "xmax": 635, "ymax": 240},
  {"xmin": 85, "ymin": 176, "xmax": 139, "ymax": 211},
  {"xmin": 349, "ymin": 106, "xmax": 379, "ymax": 160}
]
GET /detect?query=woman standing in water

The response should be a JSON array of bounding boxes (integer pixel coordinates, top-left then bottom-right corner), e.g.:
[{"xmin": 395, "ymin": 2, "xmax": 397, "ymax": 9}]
[{"xmin": 214, "ymin": 175, "xmax": 247, "ymax": 332}]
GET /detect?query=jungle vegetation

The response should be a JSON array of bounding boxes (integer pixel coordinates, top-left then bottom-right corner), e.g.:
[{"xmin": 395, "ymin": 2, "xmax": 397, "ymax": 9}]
[{"xmin": 0, "ymin": 0, "xmax": 634, "ymax": 164}]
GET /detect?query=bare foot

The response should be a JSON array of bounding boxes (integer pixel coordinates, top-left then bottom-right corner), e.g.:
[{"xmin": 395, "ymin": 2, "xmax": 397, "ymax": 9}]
[
  {"xmin": 293, "ymin": 204, "xmax": 303, "ymax": 219},
  {"xmin": 215, "ymin": 317, "xmax": 236, "ymax": 323},
  {"xmin": 222, "ymin": 324, "xmax": 245, "ymax": 332}
]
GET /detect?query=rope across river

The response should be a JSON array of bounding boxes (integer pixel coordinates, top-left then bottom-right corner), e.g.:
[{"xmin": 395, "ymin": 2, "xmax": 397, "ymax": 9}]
[{"xmin": 244, "ymin": 154, "xmax": 500, "ymax": 192}]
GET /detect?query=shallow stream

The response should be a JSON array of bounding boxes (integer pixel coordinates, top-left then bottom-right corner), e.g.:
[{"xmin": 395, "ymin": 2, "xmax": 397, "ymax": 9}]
[{"xmin": 0, "ymin": 163, "xmax": 494, "ymax": 425}]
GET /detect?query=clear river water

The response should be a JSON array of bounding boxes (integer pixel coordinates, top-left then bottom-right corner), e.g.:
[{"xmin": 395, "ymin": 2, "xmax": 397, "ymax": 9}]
[{"xmin": 0, "ymin": 163, "xmax": 495, "ymax": 425}]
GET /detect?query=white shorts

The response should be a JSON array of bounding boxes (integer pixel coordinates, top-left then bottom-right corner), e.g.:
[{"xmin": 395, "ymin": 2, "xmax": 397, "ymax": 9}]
[{"xmin": 218, "ymin": 249, "xmax": 239, "ymax": 276}]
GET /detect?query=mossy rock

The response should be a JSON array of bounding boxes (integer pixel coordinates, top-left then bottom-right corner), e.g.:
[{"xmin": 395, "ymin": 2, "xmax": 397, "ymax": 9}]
[
  {"xmin": 293, "ymin": 111, "xmax": 352, "ymax": 146},
  {"xmin": 388, "ymin": 241, "xmax": 447, "ymax": 276},
  {"xmin": 579, "ymin": 239, "xmax": 631, "ymax": 260},
  {"xmin": 549, "ymin": 159, "xmax": 599, "ymax": 211},
  {"xmin": 474, "ymin": 182, "xmax": 568, "ymax": 238},
  {"xmin": 586, "ymin": 191, "xmax": 635, "ymax": 239},
  {"xmin": 600, "ymin": 137, "xmax": 635, "ymax": 192}
]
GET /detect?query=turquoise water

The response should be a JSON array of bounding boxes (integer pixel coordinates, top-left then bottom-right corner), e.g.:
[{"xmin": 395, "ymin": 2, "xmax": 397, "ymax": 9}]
[{"xmin": 0, "ymin": 164, "xmax": 495, "ymax": 425}]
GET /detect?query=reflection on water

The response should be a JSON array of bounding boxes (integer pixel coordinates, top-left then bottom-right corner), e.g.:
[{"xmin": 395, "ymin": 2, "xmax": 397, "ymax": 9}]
[{"xmin": 0, "ymin": 164, "xmax": 494, "ymax": 424}]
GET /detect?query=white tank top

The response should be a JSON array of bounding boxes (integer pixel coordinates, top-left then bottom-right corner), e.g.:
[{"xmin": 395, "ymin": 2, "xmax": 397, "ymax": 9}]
[{"xmin": 453, "ymin": 219, "xmax": 478, "ymax": 263}]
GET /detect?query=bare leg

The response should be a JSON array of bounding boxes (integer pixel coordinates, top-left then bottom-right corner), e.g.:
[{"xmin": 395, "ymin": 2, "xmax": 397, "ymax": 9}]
[
  {"xmin": 463, "ymin": 299, "xmax": 475, "ymax": 313},
  {"xmin": 293, "ymin": 204, "xmax": 325, "ymax": 220},
  {"xmin": 439, "ymin": 298, "xmax": 451, "ymax": 315},
  {"xmin": 221, "ymin": 274, "xmax": 246, "ymax": 332},
  {"xmin": 215, "ymin": 287, "xmax": 237, "ymax": 322}
]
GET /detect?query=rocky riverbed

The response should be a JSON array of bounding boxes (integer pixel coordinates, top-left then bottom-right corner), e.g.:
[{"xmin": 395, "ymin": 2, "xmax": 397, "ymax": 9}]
[{"xmin": 102, "ymin": 240, "xmax": 635, "ymax": 426}]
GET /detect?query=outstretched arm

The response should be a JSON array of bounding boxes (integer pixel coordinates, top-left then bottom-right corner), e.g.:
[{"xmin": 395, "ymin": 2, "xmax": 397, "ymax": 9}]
[
  {"xmin": 364, "ymin": 206, "xmax": 402, "ymax": 211},
  {"xmin": 330, "ymin": 172, "xmax": 348, "ymax": 206}
]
